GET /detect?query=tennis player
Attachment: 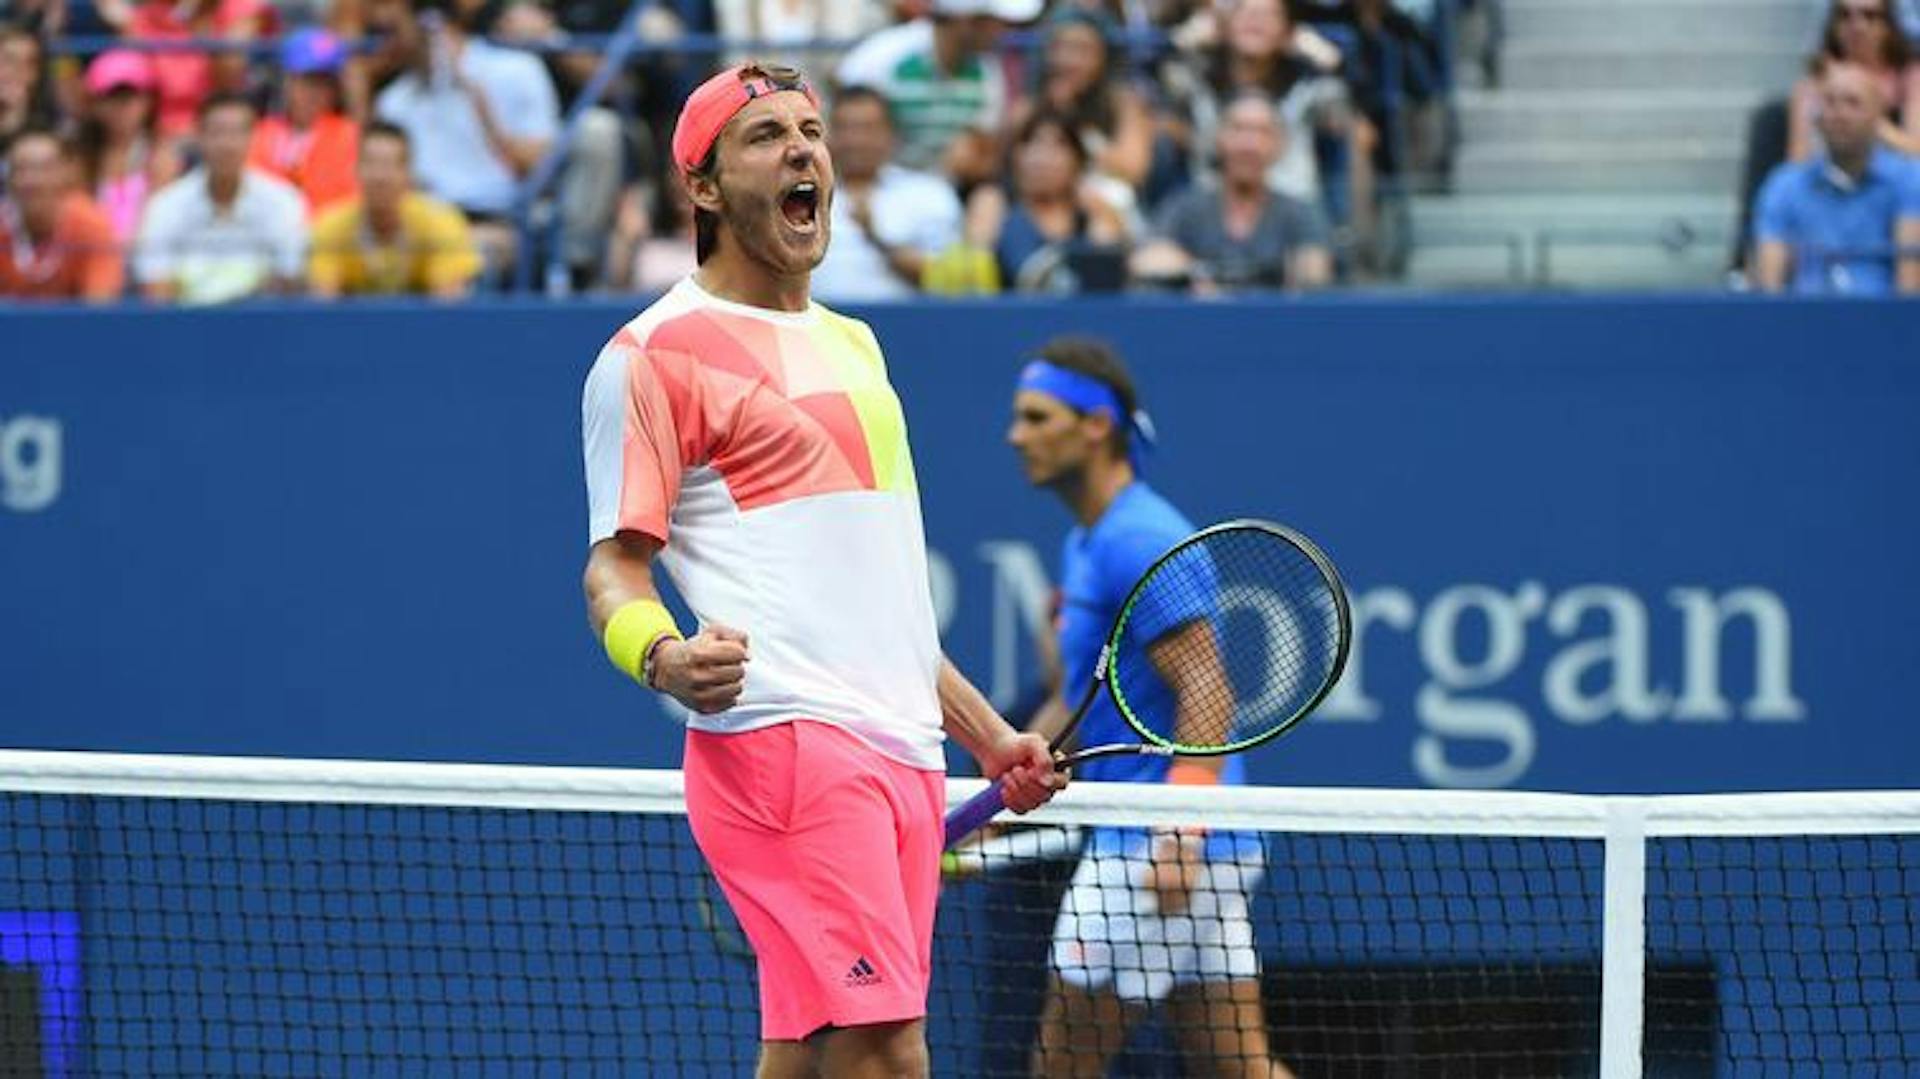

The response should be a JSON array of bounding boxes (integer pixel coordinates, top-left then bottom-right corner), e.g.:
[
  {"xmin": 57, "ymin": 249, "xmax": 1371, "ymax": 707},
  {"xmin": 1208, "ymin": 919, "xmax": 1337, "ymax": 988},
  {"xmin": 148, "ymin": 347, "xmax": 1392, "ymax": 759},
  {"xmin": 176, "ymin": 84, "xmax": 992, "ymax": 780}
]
[
  {"xmin": 581, "ymin": 63, "xmax": 1062, "ymax": 1078},
  {"xmin": 1008, "ymin": 337, "xmax": 1295, "ymax": 1079}
]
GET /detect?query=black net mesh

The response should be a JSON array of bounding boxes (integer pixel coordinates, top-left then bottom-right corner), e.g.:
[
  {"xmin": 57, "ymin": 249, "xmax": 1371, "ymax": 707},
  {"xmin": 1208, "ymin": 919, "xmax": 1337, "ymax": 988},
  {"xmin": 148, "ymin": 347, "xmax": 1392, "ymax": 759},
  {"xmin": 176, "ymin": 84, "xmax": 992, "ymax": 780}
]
[{"xmin": 0, "ymin": 781, "xmax": 1913, "ymax": 1076}]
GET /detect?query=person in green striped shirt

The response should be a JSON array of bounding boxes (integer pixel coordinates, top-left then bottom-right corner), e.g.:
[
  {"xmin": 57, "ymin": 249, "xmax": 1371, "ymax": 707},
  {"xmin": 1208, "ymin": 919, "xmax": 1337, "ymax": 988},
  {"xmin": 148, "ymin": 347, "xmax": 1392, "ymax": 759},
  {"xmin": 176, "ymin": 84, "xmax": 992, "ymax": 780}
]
[{"xmin": 835, "ymin": 0, "xmax": 1040, "ymax": 188}]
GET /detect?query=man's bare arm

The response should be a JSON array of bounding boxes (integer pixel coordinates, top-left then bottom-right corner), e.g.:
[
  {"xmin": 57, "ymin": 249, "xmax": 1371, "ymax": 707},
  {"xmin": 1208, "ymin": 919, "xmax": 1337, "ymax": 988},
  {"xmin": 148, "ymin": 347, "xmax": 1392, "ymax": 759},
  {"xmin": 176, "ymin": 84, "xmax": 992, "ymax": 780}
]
[
  {"xmin": 939, "ymin": 658, "xmax": 1063, "ymax": 814},
  {"xmin": 584, "ymin": 533, "xmax": 749, "ymax": 714}
]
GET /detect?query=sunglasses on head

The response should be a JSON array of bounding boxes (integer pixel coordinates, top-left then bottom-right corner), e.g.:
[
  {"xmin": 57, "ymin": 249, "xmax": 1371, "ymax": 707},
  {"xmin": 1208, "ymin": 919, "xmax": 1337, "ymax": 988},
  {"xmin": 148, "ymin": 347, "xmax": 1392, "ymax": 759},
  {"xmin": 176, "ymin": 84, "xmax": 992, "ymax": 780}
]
[{"xmin": 738, "ymin": 63, "xmax": 813, "ymax": 100}]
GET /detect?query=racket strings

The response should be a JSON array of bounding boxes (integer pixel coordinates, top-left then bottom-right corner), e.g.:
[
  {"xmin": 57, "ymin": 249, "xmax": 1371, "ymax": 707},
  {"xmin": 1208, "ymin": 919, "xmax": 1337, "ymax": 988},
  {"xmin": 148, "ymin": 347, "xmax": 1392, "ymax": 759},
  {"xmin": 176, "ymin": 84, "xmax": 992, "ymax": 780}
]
[{"xmin": 1111, "ymin": 528, "xmax": 1345, "ymax": 752}]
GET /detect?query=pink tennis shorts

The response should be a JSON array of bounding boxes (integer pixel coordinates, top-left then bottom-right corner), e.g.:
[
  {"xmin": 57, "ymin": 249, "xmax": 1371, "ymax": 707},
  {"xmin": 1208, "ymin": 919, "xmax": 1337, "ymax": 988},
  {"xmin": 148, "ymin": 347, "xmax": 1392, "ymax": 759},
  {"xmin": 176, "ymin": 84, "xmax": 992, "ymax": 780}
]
[{"xmin": 683, "ymin": 720, "xmax": 944, "ymax": 1041}]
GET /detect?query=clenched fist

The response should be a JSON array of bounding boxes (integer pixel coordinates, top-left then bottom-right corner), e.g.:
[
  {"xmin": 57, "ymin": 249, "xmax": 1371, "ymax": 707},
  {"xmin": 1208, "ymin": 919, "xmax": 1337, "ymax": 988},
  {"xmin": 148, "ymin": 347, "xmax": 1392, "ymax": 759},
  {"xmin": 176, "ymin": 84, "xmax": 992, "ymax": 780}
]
[{"xmin": 649, "ymin": 625, "xmax": 750, "ymax": 714}]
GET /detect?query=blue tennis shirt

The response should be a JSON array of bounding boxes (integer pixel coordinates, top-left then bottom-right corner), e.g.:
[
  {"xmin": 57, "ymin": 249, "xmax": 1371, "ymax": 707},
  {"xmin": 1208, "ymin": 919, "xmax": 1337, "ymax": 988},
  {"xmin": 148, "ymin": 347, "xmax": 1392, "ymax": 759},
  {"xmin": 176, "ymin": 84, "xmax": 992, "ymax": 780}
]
[
  {"xmin": 1753, "ymin": 148, "xmax": 1920, "ymax": 296},
  {"xmin": 1058, "ymin": 483, "xmax": 1261, "ymax": 860}
]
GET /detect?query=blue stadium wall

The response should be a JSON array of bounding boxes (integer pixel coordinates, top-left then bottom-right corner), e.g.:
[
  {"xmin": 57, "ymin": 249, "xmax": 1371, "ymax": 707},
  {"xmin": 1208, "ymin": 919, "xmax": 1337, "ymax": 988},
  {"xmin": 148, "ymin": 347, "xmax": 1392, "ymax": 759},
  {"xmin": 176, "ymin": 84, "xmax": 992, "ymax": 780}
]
[{"xmin": 3, "ymin": 296, "xmax": 1917, "ymax": 795}]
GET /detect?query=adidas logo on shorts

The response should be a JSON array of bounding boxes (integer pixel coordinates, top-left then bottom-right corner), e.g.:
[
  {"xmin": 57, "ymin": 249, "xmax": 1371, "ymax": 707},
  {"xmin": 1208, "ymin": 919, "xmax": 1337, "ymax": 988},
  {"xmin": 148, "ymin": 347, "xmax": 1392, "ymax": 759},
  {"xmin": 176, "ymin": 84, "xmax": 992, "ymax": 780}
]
[{"xmin": 844, "ymin": 956, "xmax": 883, "ymax": 988}]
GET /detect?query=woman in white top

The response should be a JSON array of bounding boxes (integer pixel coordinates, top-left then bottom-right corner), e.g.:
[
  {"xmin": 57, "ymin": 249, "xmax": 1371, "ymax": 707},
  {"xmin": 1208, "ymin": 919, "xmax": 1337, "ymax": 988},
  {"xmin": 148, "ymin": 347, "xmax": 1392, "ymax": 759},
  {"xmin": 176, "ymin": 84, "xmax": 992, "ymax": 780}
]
[{"xmin": 1159, "ymin": 0, "xmax": 1375, "ymax": 243}]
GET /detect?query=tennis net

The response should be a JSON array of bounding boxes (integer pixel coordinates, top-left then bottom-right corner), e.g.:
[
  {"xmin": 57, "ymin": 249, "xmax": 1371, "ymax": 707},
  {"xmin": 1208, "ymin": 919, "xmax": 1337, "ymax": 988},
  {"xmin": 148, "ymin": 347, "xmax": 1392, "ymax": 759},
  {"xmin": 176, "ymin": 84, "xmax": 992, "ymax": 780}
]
[{"xmin": 0, "ymin": 749, "xmax": 1914, "ymax": 1077}]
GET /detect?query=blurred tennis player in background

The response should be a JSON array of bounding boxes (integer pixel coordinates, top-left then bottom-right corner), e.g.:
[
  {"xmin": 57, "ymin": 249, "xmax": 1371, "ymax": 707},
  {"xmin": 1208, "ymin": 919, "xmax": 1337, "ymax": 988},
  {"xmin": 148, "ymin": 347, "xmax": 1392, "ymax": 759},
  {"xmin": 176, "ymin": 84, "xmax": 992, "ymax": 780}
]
[
  {"xmin": 581, "ymin": 63, "xmax": 1062, "ymax": 1078},
  {"xmin": 1008, "ymin": 337, "xmax": 1295, "ymax": 1078}
]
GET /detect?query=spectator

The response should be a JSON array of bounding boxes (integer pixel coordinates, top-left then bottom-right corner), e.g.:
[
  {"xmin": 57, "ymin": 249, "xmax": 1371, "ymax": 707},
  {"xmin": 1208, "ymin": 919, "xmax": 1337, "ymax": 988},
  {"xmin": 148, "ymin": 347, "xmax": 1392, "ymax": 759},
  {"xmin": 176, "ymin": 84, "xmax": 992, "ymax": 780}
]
[
  {"xmin": 489, "ymin": 0, "xmax": 630, "ymax": 289},
  {"xmin": 836, "ymin": 0, "xmax": 1043, "ymax": 187},
  {"xmin": 604, "ymin": 172, "xmax": 696, "ymax": 295},
  {"xmin": 2, "ymin": 1, "xmax": 67, "ymax": 38},
  {"xmin": 0, "ymin": 130, "xmax": 125, "ymax": 302},
  {"xmin": 374, "ymin": 0, "xmax": 560, "ymax": 269},
  {"xmin": 250, "ymin": 28, "xmax": 361, "ymax": 217},
  {"xmin": 1790, "ymin": 0, "xmax": 1920, "ymax": 160},
  {"xmin": 1752, "ymin": 61, "xmax": 1920, "ymax": 295},
  {"xmin": 1161, "ymin": 0, "xmax": 1374, "ymax": 251},
  {"xmin": 1131, "ymin": 90, "xmax": 1333, "ymax": 292},
  {"xmin": 812, "ymin": 84, "xmax": 963, "ymax": 302},
  {"xmin": 331, "ymin": 0, "xmax": 410, "ymax": 121},
  {"xmin": 1735, "ymin": 0, "xmax": 1920, "ymax": 268},
  {"xmin": 1013, "ymin": 8, "xmax": 1155, "ymax": 194},
  {"xmin": 134, "ymin": 93, "xmax": 308, "ymax": 304},
  {"xmin": 1299, "ymin": 0, "xmax": 1447, "ymax": 179},
  {"xmin": 711, "ymin": 0, "xmax": 890, "ymax": 68},
  {"xmin": 964, "ymin": 108, "xmax": 1132, "ymax": 292},
  {"xmin": 0, "ymin": 23, "xmax": 58, "ymax": 162},
  {"xmin": 307, "ymin": 120, "xmax": 481, "ymax": 298},
  {"xmin": 125, "ymin": 0, "xmax": 274, "ymax": 139},
  {"xmin": 74, "ymin": 50, "xmax": 182, "ymax": 250}
]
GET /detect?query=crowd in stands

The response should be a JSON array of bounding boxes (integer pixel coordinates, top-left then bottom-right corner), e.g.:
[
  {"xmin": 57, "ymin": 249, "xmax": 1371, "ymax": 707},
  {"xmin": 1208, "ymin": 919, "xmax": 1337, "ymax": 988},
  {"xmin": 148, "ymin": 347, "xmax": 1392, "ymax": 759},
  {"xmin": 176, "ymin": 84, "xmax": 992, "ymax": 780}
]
[
  {"xmin": 1737, "ymin": 0, "xmax": 1920, "ymax": 295},
  {"xmin": 0, "ymin": 0, "xmax": 1454, "ymax": 303}
]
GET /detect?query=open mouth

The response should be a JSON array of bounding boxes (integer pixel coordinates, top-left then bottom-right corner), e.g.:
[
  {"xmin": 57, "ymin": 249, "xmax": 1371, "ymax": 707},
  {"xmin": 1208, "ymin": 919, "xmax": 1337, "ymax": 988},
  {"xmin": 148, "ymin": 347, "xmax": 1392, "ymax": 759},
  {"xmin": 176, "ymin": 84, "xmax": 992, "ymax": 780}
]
[{"xmin": 779, "ymin": 181, "xmax": 820, "ymax": 233}]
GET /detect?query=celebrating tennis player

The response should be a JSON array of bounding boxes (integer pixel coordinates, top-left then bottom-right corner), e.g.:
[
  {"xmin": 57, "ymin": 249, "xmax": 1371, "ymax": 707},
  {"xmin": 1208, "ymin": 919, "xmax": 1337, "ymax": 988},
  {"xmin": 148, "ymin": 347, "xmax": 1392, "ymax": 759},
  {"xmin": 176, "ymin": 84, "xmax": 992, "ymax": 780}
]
[
  {"xmin": 580, "ymin": 63, "xmax": 1061, "ymax": 1078},
  {"xmin": 1007, "ymin": 337, "xmax": 1296, "ymax": 1078}
]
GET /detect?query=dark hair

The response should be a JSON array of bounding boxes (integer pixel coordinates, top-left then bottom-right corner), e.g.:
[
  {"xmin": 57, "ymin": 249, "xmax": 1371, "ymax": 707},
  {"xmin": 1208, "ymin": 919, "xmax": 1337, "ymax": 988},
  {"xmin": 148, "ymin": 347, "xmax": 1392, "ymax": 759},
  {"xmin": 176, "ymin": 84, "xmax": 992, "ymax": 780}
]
[
  {"xmin": 1035, "ymin": 336, "xmax": 1139, "ymax": 459},
  {"xmin": 1205, "ymin": 0, "xmax": 1312, "ymax": 100},
  {"xmin": 197, "ymin": 90, "xmax": 258, "ymax": 125},
  {"xmin": 689, "ymin": 144, "xmax": 720, "ymax": 265},
  {"xmin": 1014, "ymin": 107, "xmax": 1089, "ymax": 166},
  {"xmin": 1041, "ymin": 12, "xmax": 1121, "ymax": 139},
  {"xmin": 1, "ymin": 22, "xmax": 57, "ymax": 131},
  {"xmin": 831, "ymin": 84, "xmax": 892, "ymax": 126},
  {"xmin": 1820, "ymin": 0, "xmax": 1911, "ymax": 71},
  {"xmin": 73, "ymin": 78, "xmax": 159, "ymax": 190},
  {"xmin": 361, "ymin": 118, "xmax": 411, "ymax": 157}
]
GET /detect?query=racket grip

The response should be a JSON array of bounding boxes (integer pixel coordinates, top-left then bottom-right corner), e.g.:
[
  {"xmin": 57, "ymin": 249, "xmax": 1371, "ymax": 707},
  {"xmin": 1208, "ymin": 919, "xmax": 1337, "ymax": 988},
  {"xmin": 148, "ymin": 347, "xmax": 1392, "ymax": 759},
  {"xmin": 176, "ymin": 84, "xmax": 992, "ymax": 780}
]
[{"xmin": 943, "ymin": 781, "xmax": 1009, "ymax": 850}]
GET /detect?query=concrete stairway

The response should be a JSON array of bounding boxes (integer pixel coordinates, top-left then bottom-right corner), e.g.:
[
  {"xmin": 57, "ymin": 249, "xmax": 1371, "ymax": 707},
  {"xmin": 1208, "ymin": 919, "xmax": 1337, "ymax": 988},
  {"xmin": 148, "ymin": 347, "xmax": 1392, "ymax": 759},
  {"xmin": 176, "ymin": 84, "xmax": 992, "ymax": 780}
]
[{"xmin": 1406, "ymin": 0, "xmax": 1814, "ymax": 289}]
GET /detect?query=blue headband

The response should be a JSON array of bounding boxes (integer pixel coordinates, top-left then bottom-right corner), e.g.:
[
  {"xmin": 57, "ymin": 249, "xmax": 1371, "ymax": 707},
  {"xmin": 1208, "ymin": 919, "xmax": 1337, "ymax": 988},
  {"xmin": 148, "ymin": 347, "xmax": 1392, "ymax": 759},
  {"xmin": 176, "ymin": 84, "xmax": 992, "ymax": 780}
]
[{"xmin": 1016, "ymin": 360, "xmax": 1157, "ymax": 472}]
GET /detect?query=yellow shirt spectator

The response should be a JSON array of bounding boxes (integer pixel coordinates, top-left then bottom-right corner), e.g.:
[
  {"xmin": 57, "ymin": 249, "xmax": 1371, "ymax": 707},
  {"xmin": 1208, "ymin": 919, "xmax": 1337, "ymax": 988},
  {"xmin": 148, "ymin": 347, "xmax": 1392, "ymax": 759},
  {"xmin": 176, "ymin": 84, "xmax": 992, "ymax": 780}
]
[{"xmin": 308, "ymin": 191, "xmax": 482, "ymax": 298}]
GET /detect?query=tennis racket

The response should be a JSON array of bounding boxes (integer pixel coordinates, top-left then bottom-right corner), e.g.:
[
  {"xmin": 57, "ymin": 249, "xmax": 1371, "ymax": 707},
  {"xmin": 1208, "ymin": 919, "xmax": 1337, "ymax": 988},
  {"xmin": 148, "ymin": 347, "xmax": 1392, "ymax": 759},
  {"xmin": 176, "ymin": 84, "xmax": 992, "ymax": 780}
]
[{"xmin": 945, "ymin": 519, "xmax": 1351, "ymax": 849}]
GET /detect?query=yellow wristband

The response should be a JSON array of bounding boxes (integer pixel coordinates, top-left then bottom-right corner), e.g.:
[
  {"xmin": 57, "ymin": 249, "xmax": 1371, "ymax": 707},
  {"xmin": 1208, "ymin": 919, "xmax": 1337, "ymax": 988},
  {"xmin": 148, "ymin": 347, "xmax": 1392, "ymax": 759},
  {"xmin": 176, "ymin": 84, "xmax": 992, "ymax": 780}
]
[{"xmin": 603, "ymin": 599, "xmax": 683, "ymax": 686}]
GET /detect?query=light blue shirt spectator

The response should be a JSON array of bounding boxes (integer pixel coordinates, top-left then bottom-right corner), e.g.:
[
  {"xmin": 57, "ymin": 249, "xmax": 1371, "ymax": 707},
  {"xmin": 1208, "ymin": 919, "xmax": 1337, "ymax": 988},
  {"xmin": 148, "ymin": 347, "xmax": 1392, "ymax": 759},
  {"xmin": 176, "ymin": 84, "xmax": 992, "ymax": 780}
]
[
  {"xmin": 1753, "ymin": 147, "xmax": 1920, "ymax": 294},
  {"xmin": 375, "ymin": 39, "xmax": 558, "ymax": 217}
]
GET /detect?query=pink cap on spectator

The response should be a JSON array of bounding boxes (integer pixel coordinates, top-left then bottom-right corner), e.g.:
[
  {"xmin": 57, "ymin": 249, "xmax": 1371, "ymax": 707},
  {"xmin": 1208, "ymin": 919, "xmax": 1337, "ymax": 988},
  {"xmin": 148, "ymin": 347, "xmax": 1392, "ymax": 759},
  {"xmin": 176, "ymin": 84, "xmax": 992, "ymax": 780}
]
[
  {"xmin": 85, "ymin": 50, "xmax": 157, "ymax": 96},
  {"xmin": 670, "ymin": 63, "xmax": 819, "ymax": 174}
]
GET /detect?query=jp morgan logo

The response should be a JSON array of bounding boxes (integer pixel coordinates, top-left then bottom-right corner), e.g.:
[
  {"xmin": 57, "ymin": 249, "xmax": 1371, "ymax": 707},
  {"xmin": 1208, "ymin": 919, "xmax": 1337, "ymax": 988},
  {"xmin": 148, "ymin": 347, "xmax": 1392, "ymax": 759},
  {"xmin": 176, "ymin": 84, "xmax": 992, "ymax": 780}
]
[
  {"xmin": 932, "ymin": 543, "xmax": 1803, "ymax": 791},
  {"xmin": 0, "ymin": 415, "xmax": 62, "ymax": 513},
  {"xmin": 1318, "ymin": 582, "xmax": 1803, "ymax": 789}
]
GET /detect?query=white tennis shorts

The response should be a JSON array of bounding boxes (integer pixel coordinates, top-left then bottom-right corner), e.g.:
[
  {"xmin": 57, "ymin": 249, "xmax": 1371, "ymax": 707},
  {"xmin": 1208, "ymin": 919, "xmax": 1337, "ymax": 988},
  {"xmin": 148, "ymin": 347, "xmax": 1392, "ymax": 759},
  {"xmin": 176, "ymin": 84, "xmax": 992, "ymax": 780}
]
[{"xmin": 1049, "ymin": 847, "xmax": 1265, "ymax": 1003}]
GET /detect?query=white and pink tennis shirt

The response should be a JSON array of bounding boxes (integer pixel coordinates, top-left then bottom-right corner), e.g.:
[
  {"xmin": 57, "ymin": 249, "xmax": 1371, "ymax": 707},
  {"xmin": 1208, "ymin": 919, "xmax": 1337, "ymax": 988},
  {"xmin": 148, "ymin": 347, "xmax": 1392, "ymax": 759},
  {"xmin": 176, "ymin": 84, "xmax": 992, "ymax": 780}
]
[{"xmin": 582, "ymin": 277, "xmax": 946, "ymax": 770}]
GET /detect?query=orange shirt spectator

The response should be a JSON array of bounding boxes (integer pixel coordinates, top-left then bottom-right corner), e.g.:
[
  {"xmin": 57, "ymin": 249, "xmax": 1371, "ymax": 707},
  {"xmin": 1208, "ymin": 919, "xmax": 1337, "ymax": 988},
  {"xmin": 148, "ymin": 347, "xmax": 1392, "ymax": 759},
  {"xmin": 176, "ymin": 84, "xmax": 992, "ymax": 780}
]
[
  {"xmin": 127, "ymin": 0, "xmax": 273, "ymax": 138},
  {"xmin": 1, "ymin": 132, "xmax": 126, "ymax": 303},
  {"xmin": 248, "ymin": 30, "xmax": 359, "ymax": 216}
]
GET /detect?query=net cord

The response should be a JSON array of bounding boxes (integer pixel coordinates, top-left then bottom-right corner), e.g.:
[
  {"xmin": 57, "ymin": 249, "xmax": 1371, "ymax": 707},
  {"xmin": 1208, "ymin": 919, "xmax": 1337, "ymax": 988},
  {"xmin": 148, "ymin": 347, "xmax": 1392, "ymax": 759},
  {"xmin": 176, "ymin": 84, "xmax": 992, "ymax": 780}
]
[{"xmin": 1, "ymin": 749, "xmax": 1918, "ymax": 836}]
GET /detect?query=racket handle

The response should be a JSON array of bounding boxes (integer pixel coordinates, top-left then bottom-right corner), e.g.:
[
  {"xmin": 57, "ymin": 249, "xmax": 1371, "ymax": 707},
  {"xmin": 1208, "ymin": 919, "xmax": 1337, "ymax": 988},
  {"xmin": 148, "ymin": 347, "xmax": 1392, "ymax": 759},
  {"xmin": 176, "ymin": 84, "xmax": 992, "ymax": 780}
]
[{"xmin": 943, "ymin": 781, "xmax": 1009, "ymax": 850}]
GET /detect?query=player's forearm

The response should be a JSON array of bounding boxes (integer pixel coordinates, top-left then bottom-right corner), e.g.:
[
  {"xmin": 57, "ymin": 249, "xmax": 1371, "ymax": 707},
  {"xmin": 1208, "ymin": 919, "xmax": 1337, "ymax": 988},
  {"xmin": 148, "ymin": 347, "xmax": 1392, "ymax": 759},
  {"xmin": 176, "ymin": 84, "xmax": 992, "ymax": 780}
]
[
  {"xmin": 583, "ymin": 534, "xmax": 667, "ymax": 634},
  {"xmin": 1752, "ymin": 242, "xmax": 1790, "ymax": 293},
  {"xmin": 1149, "ymin": 620, "xmax": 1233, "ymax": 749},
  {"xmin": 1897, "ymin": 220, "xmax": 1920, "ymax": 293},
  {"xmin": 937, "ymin": 656, "xmax": 1016, "ymax": 762}
]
